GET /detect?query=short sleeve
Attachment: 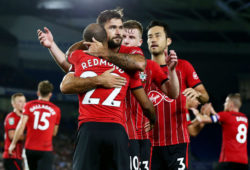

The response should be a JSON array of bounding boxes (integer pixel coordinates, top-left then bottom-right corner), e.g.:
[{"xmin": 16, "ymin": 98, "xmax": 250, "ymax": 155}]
[
  {"xmin": 129, "ymin": 71, "xmax": 143, "ymax": 90},
  {"xmin": 67, "ymin": 50, "xmax": 83, "ymax": 66},
  {"xmin": 4, "ymin": 116, "xmax": 17, "ymax": 130},
  {"xmin": 55, "ymin": 108, "xmax": 61, "ymax": 125},
  {"xmin": 183, "ymin": 60, "xmax": 202, "ymax": 88},
  {"xmin": 23, "ymin": 103, "xmax": 31, "ymax": 117},
  {"xmin": 149, "ymin": 60, "xmax": 168, "ymax": 88}
]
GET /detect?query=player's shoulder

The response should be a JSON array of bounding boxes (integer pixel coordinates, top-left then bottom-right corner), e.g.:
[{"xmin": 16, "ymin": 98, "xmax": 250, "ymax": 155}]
[
  {"xmin": 119, "ymin": 45, "xmax": 143, "ymax": 55},
  {"xmin": 47, "ymin": 101, "xmax": 61, "ymax": 112},
  {"xmin": 177, "ymin": 59, "xmax": 192, "ymax": 66}
]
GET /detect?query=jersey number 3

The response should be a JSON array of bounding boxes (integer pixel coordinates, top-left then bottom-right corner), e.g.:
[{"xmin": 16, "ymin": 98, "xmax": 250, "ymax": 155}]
[{"xmin": 81, "ymin": 71, "xmax": 122, "ymax": 107}]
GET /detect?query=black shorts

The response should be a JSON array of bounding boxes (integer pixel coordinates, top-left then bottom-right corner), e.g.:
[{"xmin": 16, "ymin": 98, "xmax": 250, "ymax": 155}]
[
  {"xmin": 151, "ymin": 143, "xmax": 189, "ymax": 170},
  {"xmin": 129, "ymin": 140, "xmax": 140, "ymax": 170},
  {"xmin": 138, "ymin": 139, "xmax": 152, "ymax": 170},
  {"xmin": 214, "ymin": 162, "xmax": 248, "ymax": 170},
  {"xmin": 25, "ymin": 149, "xmax": 54, "ymax": 170},
  {"xmin": 73, "ymin": 122, "xmax": 129, "ymax": 170},
  {"xmin": 3, "ymin": 158, "xmax": 23, "ymax": 170}
]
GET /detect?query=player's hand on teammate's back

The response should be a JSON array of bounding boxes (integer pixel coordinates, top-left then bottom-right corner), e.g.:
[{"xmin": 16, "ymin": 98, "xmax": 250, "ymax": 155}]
[
  {"xmin": 183, "ymin": 88, "xmax": 201, "ymax": 101},
  {"xmin": 165, "ymin": 49, "xmax": 178, "ymax": 71},
  {"xmin": 37, "ymin": 27, "xmax": 54, "ymax": 48},
  {"xmin": 83, "ymin": 38, "xmax": 109, "ymax": 58},
  {"xmin": 99, "ymin": 68, "xmax": 127, "ymax": 88}
]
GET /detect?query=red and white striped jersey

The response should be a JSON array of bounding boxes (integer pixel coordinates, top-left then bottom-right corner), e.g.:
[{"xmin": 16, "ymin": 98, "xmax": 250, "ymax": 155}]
[
  {"xmin": 149, "ymin": 59, "xmax": 202, "ymax": 146},
  {"xmin": 125, "ymin": 60, "xmax": 168, "ymax": 140}
]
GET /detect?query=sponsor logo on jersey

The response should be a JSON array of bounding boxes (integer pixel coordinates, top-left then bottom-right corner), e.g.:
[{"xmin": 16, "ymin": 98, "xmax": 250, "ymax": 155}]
[
  {"xmin": 148, "ymin": 90, "xmax": 174, "ymax": 106},
  {"xmin": 139, "ymin": 72, "xmax": 147, "ymax": 82},
  {"xmin": 193, "ymin": 72, "xmax": 199, "ymax": 80},
  {"xmin": 9, "ymin": 117, "xmax": 14, "ymax": 125}
]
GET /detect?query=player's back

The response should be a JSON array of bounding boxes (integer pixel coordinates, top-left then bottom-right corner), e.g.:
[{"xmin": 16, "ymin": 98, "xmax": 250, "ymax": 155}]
[
  {"xmin": 23, "ymin": 99, "xmax": 60, "ymax": 151},
  {"xmin": 218, "ymin": 111, "xmax": 248, "ymax": 164},
  {"xmin": 68, "ymin": 50, "xmax": 134, "ymax": 128}
]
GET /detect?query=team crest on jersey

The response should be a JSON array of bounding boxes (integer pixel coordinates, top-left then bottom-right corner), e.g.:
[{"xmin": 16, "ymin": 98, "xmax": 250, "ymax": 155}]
[
  {"xmin": 9, "ymin": 117, "xmax": 14, "ymax": 125},
  {"xmin": 193, "ymin": 72, "xmax": 199, "ymax": 80},
  {"xmin": 139, "ymin": 72, "xmax": 147, "ymax": 82},
  {"xmin": 148, "ymin": 90, "xmax": 174, "ymax": 106}
]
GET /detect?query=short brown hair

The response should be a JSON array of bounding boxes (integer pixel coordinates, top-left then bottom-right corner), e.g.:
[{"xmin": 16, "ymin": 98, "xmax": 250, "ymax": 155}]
[
  {"xmin": 11, "ymin": 93, "xmax": 25, "ymax": 102},
  {"xmin": 227, "ymin": 93, "xmax": 242, "ymax": 108},
  {"xmin": 38, "ymin": 80, "xmax": 54, "ymax": 97},
  {"xmin": 123, "ymin": 20, "xmax": 143, "ymax": 38},
  {"xmin": 96, "ymin": 8, "xmax": 124, "ymax": 26}
]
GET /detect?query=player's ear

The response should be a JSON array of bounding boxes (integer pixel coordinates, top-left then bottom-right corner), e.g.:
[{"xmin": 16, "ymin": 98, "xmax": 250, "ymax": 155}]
[
  {"xmin": 37, "ymin": 91, "xmax": 40, "ymax": 97},
  {"xmin": 167, "ymin": 38, "xmax": 172, "ymax": 46},
  {"xmin": 48, "ymin": 92, "xmax": 53, "ymax": 99},
  {"xmin": 138, "ymin": 39, "xmax": 143, "ymax": 47}
]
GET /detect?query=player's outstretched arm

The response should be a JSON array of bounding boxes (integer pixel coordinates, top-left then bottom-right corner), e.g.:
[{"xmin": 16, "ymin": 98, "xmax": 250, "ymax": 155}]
[
  {"xmin": 60, "ymin": 68, "xmax": 127, "ymax": 94},
  {"xmin": 9, "ymin": 115, "xmax": 28, "ymax": 154},
  {"xmin": 183, "ymin": 85, "xmax": 209, "ymax": 104},
  {"xmin": 188, "ymin": 108, "xmax": 205, "ymax": 137},
  {"xmin": 8, "ymin": 130, "xmax": 25, "ymax": 141},
  {"xmin": 37, "ymin": 27, "xmax": 71, "ymax": 72},
  {"xmin": 83, "ymin": 39, "xmax": 146, "ymax": 72},
  {"xmin": 132, "ymin": 88, "xmax": 156, "ymax": 130}
]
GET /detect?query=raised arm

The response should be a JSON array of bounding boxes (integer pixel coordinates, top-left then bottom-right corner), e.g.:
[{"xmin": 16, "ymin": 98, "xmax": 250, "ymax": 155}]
[
  {"xmin": 37, "ymin": 27, "xmax": 71, "ymax": 72},
  {"xmin": 9, "ymin": 115, "xmax": 28, "ymax": 154},
  {"xmin": 60, "ymin": 68, "xmax": 127, "ymax": 94},
  {"xmin": 187, "ymin": 108, "xmax": 205, "ymax": 137},
  {"xmin": 161, "ymin": 50, "xmax": 179, "ymax": 99},
  {"xmin": 83, "ymin": 39, "xmax": 146, "ymax": 72}
]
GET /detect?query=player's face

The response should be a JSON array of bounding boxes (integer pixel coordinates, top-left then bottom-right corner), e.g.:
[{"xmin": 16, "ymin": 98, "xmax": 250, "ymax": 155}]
[
  {"xmin": 12, "ymin": 96, "xmax": 26, "ymax": 113},
  {"xmin": 147, "ymin": 26, "xmax": 169, "ymax": 56},
  {"xmin": 122, "ymin": 28, "xmax": 142, "ymax": 47},
  {"xmin": 104, "ymin": 18, "xmax": 123, "ymax": 49}
]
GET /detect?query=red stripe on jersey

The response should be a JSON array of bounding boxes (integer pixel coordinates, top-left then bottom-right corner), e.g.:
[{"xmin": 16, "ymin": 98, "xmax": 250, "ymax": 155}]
[{"xmin": 149, "ymin": 59, "xmax": 201, "ymax": 146}]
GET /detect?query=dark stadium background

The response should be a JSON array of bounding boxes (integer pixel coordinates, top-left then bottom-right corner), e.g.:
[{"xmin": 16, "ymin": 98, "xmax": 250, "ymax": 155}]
[{"xmin": 0, "ymin": 0, "xmax": 250, "ymax": 169}]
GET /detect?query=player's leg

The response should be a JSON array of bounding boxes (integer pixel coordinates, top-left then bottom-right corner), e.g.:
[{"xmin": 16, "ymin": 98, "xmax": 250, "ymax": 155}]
[
  {"xmin": 129, "ymin": 140, "xmax": 140, "ymax": 170},
  {"xmin": 3, "ymin": 158, "xmax": 23, "ymax": 170},
  {"xmin": 151, "ymin": 146, "xmax": 167, "ymax": 170},
  {"xmin": 37, "ymin": 151, "xmax": 54, "ymax": 170},
  {"xmin": 72, "ymin": 122, "xmax": 101, "ymax": 170},
  {"xmin": 26, "ymin": 149, "xmax": 39, "ymax": 170},
  {"xmin": 167, "ymin": 143, "xmax": 189, "ymax": 170},
  {"xmin": 139, "ymin": 139, "xmax": 151, "ymax": 170},
  {"xmin": 101, "ymin": 123, "xmax": 129, "ymax": 170}
]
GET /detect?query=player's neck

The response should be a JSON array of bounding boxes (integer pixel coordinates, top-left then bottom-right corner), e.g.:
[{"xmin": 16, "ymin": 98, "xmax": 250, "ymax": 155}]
[
  {"xmin": 38, "ymin": 96, "xmax": 50, "ymax": 102},
  {"xmin": 14, "ymin": 109, "xmax": 22, "ymax": 117},
  {"xmin": 152, "ymin": 53, "xmax": 166, "ymax": 65}
]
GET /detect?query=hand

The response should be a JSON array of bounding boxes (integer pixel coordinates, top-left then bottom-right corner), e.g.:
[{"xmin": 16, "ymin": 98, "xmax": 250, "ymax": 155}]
[
  {"xmin": 201, "ymin": 103, "xmax": 213, "ymax": 116},
  {"xmin": 144, "ymin": 121, "xmax": 154, "ymax": 133},
  {"xmin": 183, "ymin": 88, "xmax": 201, "ymax": 101},
  {"xmin": 37, "ymin": 27, "xmax": 54, "ymax": 48},
  {"xmin": 98, "ymin": 68, "xmax": 127, "ymax": 88},
  {"xmin": 165, "ymin": 49, "xmax": 178, "ymax": 71},
  {"xmin": 8, "ymin": 143, "xmax": 16, "ymax": 155},
  {"xmin": 83, "ymin": 38, "xmax": 109, "ymax": 58}
]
